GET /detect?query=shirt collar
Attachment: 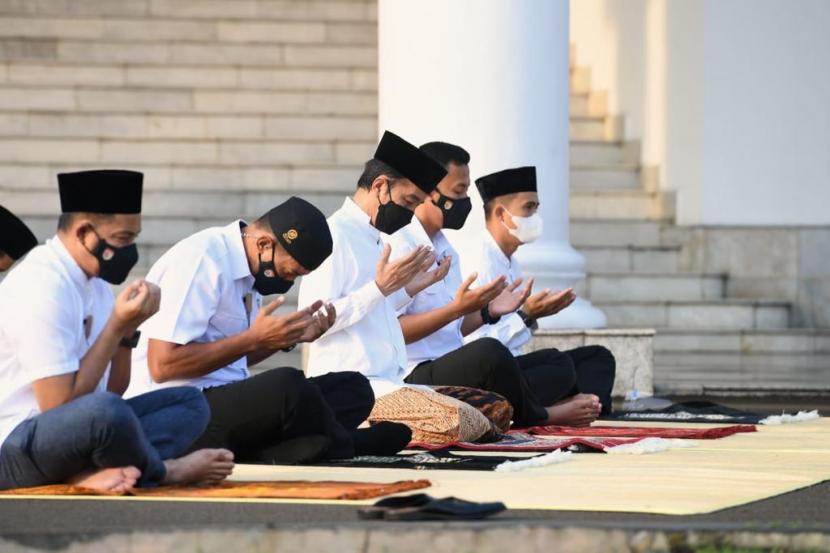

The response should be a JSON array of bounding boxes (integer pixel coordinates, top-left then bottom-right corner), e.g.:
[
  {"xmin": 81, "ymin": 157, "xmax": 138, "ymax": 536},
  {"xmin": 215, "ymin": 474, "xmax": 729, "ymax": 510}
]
[
  {"xmin": 223, "ymin": 220, "xmax": 254, "ymax": 281},
  {"xmin": 48, "ymin": 235, "xmax": 92, "ymax": 292},
  {"xmin": 409, "ymin": 217, "xmax": 452, "ymax": 257},
  {"xmin": 484, "ymin": 229, "xmax": 512, "ymax": 269},
  {"xmin": 341, "ymin": 196, "xmax": 380, "ymax": 241}
]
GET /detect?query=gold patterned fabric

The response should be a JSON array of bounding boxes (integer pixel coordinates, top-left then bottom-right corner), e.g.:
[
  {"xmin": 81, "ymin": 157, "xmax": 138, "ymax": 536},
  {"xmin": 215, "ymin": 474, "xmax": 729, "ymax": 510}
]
[{"xmin": 368, "ymin": 387, "xmax": 491, "ymax": 445}]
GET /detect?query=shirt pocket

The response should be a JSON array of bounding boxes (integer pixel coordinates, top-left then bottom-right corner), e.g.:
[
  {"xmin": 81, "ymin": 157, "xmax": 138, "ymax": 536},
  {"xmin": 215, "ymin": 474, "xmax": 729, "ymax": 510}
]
[{"xmin": 209, "ymin": 310, "xmax": 249, "ymax": 339}]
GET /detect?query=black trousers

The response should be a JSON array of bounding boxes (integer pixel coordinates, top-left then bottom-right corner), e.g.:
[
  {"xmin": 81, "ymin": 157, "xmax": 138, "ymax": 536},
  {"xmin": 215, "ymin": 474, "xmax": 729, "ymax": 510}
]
[
  {"xmin": 404, "ymin": 337, "xmax": 549, "ymax": 426},
  {"xmin": 516, "ymin": 346, "xmax": 616, "ymax": 415},
  {"xmin": 191, "ymin": 368, "xmax": 373, "ymax": 463}
]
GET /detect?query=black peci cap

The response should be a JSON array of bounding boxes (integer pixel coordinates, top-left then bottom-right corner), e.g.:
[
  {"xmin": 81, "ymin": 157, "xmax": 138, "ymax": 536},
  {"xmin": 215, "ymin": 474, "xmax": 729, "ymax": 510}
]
[
  {"xmin": 58, "ymin": 170, "xmax": 143, "ymax": 214},
  {"xmin": 374, "ymin": 131, "xmax": 447, "ymax": 194},
  {"xmin": 475, "ymin": 166, "xmax": 537, "ymax": 203},
  {"xmin": 0, "ymin": 205, "xmax": 38, "ymax": 260},
  {"xmin": 265, "ymin": 196, "xmax": 333, "ymax": 271}
]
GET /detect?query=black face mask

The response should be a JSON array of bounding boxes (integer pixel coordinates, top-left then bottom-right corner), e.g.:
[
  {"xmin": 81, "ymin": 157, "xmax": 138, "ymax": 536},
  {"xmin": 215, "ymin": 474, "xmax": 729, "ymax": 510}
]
[
  {"xmin": 86, "ymin": 231, "xmax": 139, "ymax": 285},
  {"xmin": 373, "ymin": 185, "xmax": 414, "ymax": 235},
  {"xmin": 253, "ymin": 248, "xmax": 294, "ymax": 295},
  {"xmin": 435, "ymin": 194, "xmax": 472, "ymax": 230}
]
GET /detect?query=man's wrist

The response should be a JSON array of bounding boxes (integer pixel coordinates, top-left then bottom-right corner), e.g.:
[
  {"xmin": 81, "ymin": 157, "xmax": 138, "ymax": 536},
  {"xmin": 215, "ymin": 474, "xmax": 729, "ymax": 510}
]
[
  {"xmin": 480, "ymin": 304, "xmax": 502, "ymax": 325},
  {"xmin": 118, "ymin": 330, "xmax": 141, "ymax": 349},
  {"xmin": 518, "ymin": 309, "xmax": 538, "ymax": 330}
]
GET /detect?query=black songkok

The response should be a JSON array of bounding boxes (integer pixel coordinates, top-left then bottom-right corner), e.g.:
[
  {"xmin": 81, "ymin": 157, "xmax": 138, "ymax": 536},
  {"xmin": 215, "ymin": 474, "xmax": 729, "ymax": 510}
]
[
  {"xmin": 266, "ymin": 196, "xmax": 333, "ymax": 271},
  {"xmin": 373, "ymin": 131, "xmax": 447, "ymax": 194},
  {"xmin": 475, "ymin": 166, "xmax": 537, "ymax": 203},
  {"xmin": 0, "ymin": 205, "xmax": 37, "ymax": 260},
  {"xmin": 58, "ymin": 170, "xmax": 143, "ymax": 214}
]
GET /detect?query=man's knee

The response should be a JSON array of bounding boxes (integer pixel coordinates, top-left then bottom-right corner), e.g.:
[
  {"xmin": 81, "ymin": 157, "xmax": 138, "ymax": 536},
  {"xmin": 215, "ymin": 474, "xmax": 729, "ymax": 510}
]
[
  {"xmin": 168, "ymin": 386, "xmax": 210, "ymax": 431},
  {"xmin": 471, "ymin": 337, "xmax": 514, "ymax": 365},
  {"xmin": 81, "ymin": 392, "xmax": 135, "ymax": 434},
  {"xmin": 337, "ymin": 371, "xmax": 374, "ymax": 406},
  {"xmin": 582, "ymin": 345, "xmax": 616, "ymax": 377}
]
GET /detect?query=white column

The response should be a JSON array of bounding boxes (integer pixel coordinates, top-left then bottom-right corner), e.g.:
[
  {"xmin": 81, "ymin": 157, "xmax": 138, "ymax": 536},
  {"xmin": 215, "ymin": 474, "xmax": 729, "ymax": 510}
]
[{"xmin": 378, "ymin": 0, "xmax": 606, "ymax": 328}]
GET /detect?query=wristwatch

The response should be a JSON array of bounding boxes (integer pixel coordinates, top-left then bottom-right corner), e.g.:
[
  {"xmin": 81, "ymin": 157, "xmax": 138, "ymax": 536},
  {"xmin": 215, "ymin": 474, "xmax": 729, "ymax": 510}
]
[
  {"xmin": 280, "ymin": 344, "xmax": 296, "ymax": 353},
  {"xmin": 119, "ymin": 330, "xmax": 141, "ymax": 349},
  {"xmin": 517, "ymin": 309, "xmax": 539, "ymax": 331},
  {"xmin": 480, "ymin": 305, "xmax": 502, "ymax": 325}
]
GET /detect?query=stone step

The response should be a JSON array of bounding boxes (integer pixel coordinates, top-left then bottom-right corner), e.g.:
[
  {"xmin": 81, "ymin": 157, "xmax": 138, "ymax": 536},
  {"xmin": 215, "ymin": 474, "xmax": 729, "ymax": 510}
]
[
  {"xmin": 583, "ymin": 273, "xmax": 726, "ymax": 302},
  {"xmin": 569, "ymin": 66, "xmax": 591, "ymax": 95},
  {"xmin": 0, "ymin": 138, "xmax": 375, "ymax": 166},
  {"xmin": 6, "ymin": 190, "xmax": 349, "ymax": 225},
  {"xmin": 655, "ymin": 329, "xmax": 830, "ymax": 354},
  {"xmin": 0, "ymin": 164, "xmax": 363, "ymax": 193},
  {"xmin": 571, "ymin": 165, "xmax": 640, "ymax": 189},
  {"xmin": 570, "ymin": 189, "xmax": 675, "ymax": 221},
  {"xmin": 0, "ymin": 17, "xmax": 376, "ymax": 45},
  {"xmin": 580, "ymin": 245, "xmax": 681, "ymax": 274},
  {"xmin": 570, "ymin": 141, "xmax": 639, "ymax": 165},
  {"xmin": 569, "ymin": 91, "xmax": 607, "ymax": 118},
  {"xmin": 570, "ymin": 115, "xmax": 623, "ymax": 142},
  {"xmin": 1, "ymin": 63, "xmax": 377, "ymax": 91},
  {"xmin": 0, "ymin": 87, "xmax": 377, "ymax": 115},
  {"xmin": 0, "ymin": 0, "xmax": 377, "ymax": 21},
  {"xmin": 653, "ymin": 352, "xmax": 830, "ymax": 394},
  {"xmin": 0, "ymin": 113, "xmax": 378, "ymax": 140},
  {"xmin": 596, "ymin": 299, "xmax": 791, "ymax": 330},
  {"xmin": 0, "ymin": 38, "xmax": 377, "ymax": 67},
  {"xmin": 571, "ymin": 219, "xmax": 677, "ymax": 248}
]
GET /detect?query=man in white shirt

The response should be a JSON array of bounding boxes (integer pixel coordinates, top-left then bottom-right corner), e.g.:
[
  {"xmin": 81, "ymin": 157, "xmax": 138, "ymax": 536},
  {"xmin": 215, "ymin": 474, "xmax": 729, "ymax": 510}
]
[
  {"xmin": 0, "ymin": 170, "xmax": 233, "ymax": 493},
  {"xmin": 464, "ymin": 166, "xmax": 617, "ymax": 423},
  {"xmin": 299, "ymin": 132, "xmax": 462, "ymax": 409},
  {"xmin": 128, "ymin": 196, "xmax": 410, "ymax": 463},
  {"xmin": 388, "ymin": 142, "xmax": 593, "ymax": 426},
  {"xmin": 0, "ymin": 205, "xmax": 38, "ymax": 272}
]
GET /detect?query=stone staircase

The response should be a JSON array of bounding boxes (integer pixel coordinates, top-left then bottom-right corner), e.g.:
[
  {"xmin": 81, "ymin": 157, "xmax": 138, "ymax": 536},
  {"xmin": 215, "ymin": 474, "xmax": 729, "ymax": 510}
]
[
  {"xmin": 567, "ymin": 57, "xmax": 830, "ymax": 396},
  {"xmin": 0, "ymin": 1, "xmax": 827, "ymax": 395}
]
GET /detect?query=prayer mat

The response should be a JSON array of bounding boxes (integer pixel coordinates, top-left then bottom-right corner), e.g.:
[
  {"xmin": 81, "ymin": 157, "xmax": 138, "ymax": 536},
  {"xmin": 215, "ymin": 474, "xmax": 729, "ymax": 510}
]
[
  {"xmin": 609, "ymin": 400, "xmax": 764, "ymax": 424},
  {"xmin": 319, "ymin": 451, "xmax": 526, "ymax": 471},
  {"xmin": 513, "ymin": 424, "xmax": 756, "ymax": 439},
  {"xmin": 0, "ymin": 479, "xmax": 430, "ymax": 500},
  {"xmin": 408, "ymin": 432, "xmax": 642, "ymax": 452}
]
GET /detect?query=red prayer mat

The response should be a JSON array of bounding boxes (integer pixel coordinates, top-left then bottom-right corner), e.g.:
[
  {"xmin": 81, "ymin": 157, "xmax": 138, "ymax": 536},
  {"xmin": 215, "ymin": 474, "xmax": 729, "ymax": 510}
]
[
  {"xmin": 511, "ymin": 424, "xmax": 756, "ymax": 439},
  {"xmin": 0, "ymin": 479, "xmax": 431, "ymax": 500},
  {"xmin": 409, "ymin": 433, "xmax": 644, "ymax": 452}
]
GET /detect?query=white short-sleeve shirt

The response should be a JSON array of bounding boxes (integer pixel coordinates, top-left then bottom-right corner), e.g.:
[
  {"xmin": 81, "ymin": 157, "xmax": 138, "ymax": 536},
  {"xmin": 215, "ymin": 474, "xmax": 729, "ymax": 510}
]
[
  {"xmin": 0, "ymin": 237, "xmax": 114, "ymax": 447},
  {"xmin": 126, "ymin": 220, "xmax": 260, "ymax": 396},
  {"xmin": 461, "ymin": 230, "xmax": 530, "ymax": 355},
  {"xmin": 386, "ymin": 218, "xmax": 465, "ymax": 371}
]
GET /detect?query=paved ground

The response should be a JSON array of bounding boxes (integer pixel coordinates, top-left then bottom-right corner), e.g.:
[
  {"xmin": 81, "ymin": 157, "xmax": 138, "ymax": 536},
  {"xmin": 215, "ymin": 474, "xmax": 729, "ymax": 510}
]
[{"xmin": 1, "ymin": 481, "xmax": 827, "ymax": 543}]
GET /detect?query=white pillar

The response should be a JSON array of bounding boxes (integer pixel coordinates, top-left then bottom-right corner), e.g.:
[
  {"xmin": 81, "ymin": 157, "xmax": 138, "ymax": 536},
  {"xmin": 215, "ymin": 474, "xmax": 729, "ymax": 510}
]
[{"xmin": 378, "ymin": 0, "xmax": 606, "ymax": 328}]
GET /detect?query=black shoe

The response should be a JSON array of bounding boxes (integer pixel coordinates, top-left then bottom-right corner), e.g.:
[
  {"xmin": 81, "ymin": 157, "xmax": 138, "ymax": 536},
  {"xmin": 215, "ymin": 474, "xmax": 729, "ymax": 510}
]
[{"xmin": 352, "ymin": 422, "xmax": 412, "ymax": 456}]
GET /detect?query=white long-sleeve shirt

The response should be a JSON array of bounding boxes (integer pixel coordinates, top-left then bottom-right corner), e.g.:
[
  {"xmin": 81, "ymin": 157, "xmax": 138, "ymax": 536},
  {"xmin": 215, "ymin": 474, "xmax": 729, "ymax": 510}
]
[
  {"xmin": 462, "ymin": 230, "xmax": 530, "ymax": 356},
  {"xmin": 386, "ymin": 217, "xmax": 465, "ymax": 371},
  {"xmin": 298, "ymin": 197, "xmax": 412, "ymax": 398}
]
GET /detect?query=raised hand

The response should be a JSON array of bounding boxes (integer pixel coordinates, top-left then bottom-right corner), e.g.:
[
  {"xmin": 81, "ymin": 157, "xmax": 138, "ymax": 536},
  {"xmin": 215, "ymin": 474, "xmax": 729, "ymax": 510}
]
[
  {"xmin": 452, "ymin": 274, "xmax": 507, "ymax": 316},
  {"xmin": 297, "ymin": 302, "xmax": 336, "ymax": 343},
  {"xmin": 248, "ymin": 298, "xmax": 323, "ymax": 351},
  {"xmin": 404, "ymin": 253, "xmax": 451, "ymax": 297},
  {"xmin": 113, "ymin": 279, "xmax": 161, "ymax": 334},
  {"xmin": 489, "ymin": 277, "xmax": 534, "ymax": 317},
  {"xmin": 374, "ymin": 244, "xmax": 433, "ymax": 296},
  {"xmin": 523, "ymin": 287, "xmax": 576, "ymax": 319}
]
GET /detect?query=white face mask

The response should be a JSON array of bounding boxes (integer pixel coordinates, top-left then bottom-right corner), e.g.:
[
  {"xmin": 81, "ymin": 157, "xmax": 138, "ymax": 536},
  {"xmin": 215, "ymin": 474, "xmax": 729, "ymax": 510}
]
[{"xmin": 503, "ymin": 210, "xmax": 544, "ymax": 244}]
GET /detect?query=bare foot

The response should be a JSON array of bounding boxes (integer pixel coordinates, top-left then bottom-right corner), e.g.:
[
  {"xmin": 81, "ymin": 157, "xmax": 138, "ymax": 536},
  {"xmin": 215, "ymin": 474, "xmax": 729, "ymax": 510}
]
[
  {"xmin": 545, "ymin": 394, "xmax": 601, "ymax": 427},
  {"xmin": 68, "ymin": 466, "xmax": 141, "ymax": 494},
  {"xmin": 163, "ymin": 448, "xmax": 234, "ymax": 486}
]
